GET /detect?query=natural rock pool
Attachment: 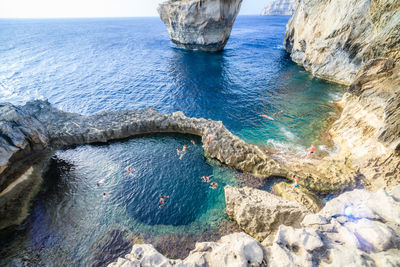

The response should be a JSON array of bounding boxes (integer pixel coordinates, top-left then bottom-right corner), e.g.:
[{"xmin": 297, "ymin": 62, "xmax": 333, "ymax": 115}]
[{"xmin": 0, "ymin": 134, "xmax": 240, "ymax": 265}]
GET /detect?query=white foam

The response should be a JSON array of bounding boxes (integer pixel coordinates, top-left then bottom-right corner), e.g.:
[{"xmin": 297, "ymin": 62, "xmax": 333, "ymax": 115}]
[{"xmin": 280, "ymin": 126, "xmax": 296, "ymax": 141}]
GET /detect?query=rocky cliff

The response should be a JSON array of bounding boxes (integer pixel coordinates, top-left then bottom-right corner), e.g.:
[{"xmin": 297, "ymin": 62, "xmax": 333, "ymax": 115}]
[
  {"xmin": 284, "ymin": 0, "xmax": 400, "ymax": 191},
  {"xmin": 158, "ymin": 0, "xmax": 242, "ymax": 51},
  {"xmin": 261, "ymin": 0, "xmax": 297, "ymax": 16},
  {"xmin": 284, "ymin": 0, "xmax": 400, "ymax": 85}
]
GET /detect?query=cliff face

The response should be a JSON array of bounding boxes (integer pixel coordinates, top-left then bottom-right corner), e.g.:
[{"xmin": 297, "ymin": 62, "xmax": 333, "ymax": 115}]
[
  {"xmin": 261, "ymin": 0, "xmax": 297, "ymax": 16},
  {"xmin": 284, "ymin": 0, "xmax": 400, "ymax": 85},
  {"xmin": 158, "ymin": 0, "xmax": 242, "ymax": 51},
  {"xmin": 284, "ymin": 0, "xmax": 400, "ymax": 190}
]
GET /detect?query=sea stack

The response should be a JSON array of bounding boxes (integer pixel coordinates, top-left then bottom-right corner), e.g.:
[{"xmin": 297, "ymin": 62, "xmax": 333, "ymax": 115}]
[{"xmin": 157, "ymin": 0, "xmax": 243, "ymax": 52}]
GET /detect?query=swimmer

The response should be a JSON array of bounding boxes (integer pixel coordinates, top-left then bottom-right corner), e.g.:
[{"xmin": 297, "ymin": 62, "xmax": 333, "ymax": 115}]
[
  {"xmin": 182, "ymin": 145, "xmax": 188, "ymax": 152},
  {"xmin": 103, "ymin": 192, "xmax": 109, "ymax": 199},
  {"xmin": 259, "ymin": 114, "xmax": 275, "ymax": 120},
  {"xmin": 191, "ymin": 140, "xmax": 196, "ymax": 145},
  {"xmin": 273, "ymin": 112, "xmax": 277, "ymax": 117},
  {"xmin": 210, "ymin": 182, "xmax": 218, "ymax": 189},
  {"xmin": 177, "ymin": 148, "xmax": 182, "ymax": 157},
  {"xmin": 290, "ymin": 175, "xmax": 299, "ymax": 192},
  {"xmin": 97, "ymin": 179, "xmax": 105, "ymax": 186},
  {"xmin": 201, "ymin": 175, "xmax": 213, "ymax": 183},
  {"xmin": 279, "ymin": 110, "xmax": 284, "ymax": 114},
  {"xmin": 159, "ymin": 195, "xmax": 170, "ymax": 206},
  {"xmin": 126, "ymin": 167, "xmax": 135, "ymax": 173},
  {"xmin": 306, "ymin": 144, "xmax": 317, "ymax": 158},
  {"xmin": 206, "ymin": 134, "xmax": 215, "ymax": 144}
]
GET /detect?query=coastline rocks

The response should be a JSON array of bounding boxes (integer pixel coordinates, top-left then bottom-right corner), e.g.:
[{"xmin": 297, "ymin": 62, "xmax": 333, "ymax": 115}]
[
  {"xmin": 109, "ymin": 186, "xmax": 400, "ymax": 266},
  {"xmin": 261, "ymin": 0, "xmax": 297, "ymax": 16},
  {"xmin": 158, "ymin": 0, "xmax": 243, "ymax": 51},
  {"xmin": 284, "ymin": 0, "xmax": 400, "ymax": 85},
  {"xmin": 224, "ymin": 186, "xmax": 310, "ymax": 241},
  {"xmin": 329, "ymin": 59, "xmax": 400, "ymax": 191},
  {"xmin": 272, "ymin": 181, "xmax": 322, "ymax": 213},
  {"xmin": 108, "ymin": 232, "xmax": 266, "ymax": 267}
]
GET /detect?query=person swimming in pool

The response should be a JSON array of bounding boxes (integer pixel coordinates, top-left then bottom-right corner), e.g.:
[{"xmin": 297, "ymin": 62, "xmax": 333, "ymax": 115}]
[
  {"xmin": 159, "ymin": 195, "xmax": 170, "ymax": 206},
  {"xmin": 103, "ymin": 192, "xmax": 109, "ymax": 198},
  {"xmin": 210, "ymin": 182, "xmax": 218, "ymax": 189},
  {"xmin": 260, "ymin": 114, "xmax": 275, "ymax": 120},
  {"xmin": 306, "ymin": 144, "xmax": 317, "ymax": 158},
  {"xmin": 182, "ymin": 145, "xmax": 188, "ymax": 152},
  {"xmin": 191, "ymin": 140, "xmax": 196, "ymax": 145},
  {"xmin": 201, "ymin": 175, "xmax": 213, "ymax": 183},
  {"xmin": 290, "ymin": 175, "xmax": 299, "ymax": 192}
]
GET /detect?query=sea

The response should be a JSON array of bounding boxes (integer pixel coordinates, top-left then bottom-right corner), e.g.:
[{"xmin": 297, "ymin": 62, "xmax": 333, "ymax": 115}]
[{"xmin": 0, "ymin": 16, "xmax": 344, "ymax": 266}]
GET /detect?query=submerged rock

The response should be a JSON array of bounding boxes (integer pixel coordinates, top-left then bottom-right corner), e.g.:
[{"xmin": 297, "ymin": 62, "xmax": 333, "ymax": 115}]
[
  {"xmin": 158, "ymin": 0, "xmax": 243, "ymax": 51},
  {"xmin": 261, "ymin": 0, "xmax": 297, "ymax": 16}
]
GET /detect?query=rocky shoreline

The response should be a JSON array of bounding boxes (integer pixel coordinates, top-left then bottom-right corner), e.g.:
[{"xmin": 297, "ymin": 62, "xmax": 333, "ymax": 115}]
[{"xmin": 1, "ymin": 0, "xmax": 399, "ymax": 265}]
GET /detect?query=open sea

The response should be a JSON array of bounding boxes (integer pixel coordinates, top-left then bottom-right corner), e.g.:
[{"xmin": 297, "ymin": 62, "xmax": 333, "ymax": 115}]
[{"xmin": 0, "ymin": 16, "xmax": 344, "ymax": 266}]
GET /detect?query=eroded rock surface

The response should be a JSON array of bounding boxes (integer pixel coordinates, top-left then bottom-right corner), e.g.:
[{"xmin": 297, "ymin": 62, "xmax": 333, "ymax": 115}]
[
  {"xmin": 284, "ymin": 0, "xmax": 400, "ymax": 85},
  {"xmin": 224, "ymin": 186, "xmax": 310, "ymax": 241},
  {"xmin": 109, "ymin": 186, "xmax": 400, "ymax": 267},
  {"xmin": 108, "ymin": 232, "xmax": 266, "ymax": 267},
  {"xmin": 158, "ymin": 0, "xmax": 243, "ymax": 51},
  {"xmin": 329, "ymin": 59, "xmax": 400, "ymax": 191}
]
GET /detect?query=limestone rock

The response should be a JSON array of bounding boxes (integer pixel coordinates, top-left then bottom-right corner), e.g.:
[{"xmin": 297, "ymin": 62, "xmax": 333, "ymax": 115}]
[
  {"xmin": 273, "ymin": 181, "xmax": 322, "ymax": 213},
  {"xmin": 157, "ymin": 0, "xmax": 243, "ymax": 52},
  {"xmin": 284, "ymin": 0, "xmax": 400, "ymax": 85},
  {"xmin": 109, "ymin": 233, "xmax": 265, "ymax": 267},
  {"xmin": 224, "ymin": 186, "xmax": 310, "ymax": 241},
  {"xmin": 261, "ymin": 0, "xmax": 297, "ymax": 16}
]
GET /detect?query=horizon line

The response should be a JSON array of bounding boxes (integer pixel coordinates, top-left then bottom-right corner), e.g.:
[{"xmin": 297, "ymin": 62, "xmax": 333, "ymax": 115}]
[{"xmin": 0, "ymin": 13, "xmax": 263, "ymax": 20}]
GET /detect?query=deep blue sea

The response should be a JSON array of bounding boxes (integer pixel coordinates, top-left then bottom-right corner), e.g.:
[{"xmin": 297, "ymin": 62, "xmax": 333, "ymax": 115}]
[{"xmin": 0, "ymin": 16, "xmax": 343, "ymax": 266}]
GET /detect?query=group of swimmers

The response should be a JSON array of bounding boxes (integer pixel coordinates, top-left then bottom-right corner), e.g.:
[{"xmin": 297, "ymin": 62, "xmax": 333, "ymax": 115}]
[
  {"xmin": 201, "ymin": 175, "xmax": 218, "ymax": 189},
  {"xmin": 260, "ymin": 109, "xmax": 284, "ymax": 121},
  {"xmin": 97, "ymin": 166, "xmax": 136, "ymax": 198},
  {"xmin": 177, "ymin": 140, "xmax": 197, "ymax": 159}
]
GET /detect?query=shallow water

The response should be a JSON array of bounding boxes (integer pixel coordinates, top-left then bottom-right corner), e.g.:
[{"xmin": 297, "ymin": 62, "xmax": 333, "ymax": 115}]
[{"xmin": 0, "ymin": 16, "xmax": 344, "ymax": 266}]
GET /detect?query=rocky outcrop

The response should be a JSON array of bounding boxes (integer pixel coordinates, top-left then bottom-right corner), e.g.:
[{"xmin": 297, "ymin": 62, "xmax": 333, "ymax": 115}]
[
  {"xmin": 108, "ymin": 232, "xmax": 266, "ymax": 267},
  {"xmin": 284, "ymin": 0, "xmax": 400, "ymax": 191},
  {"xmin": 261, "ymin": 0, "xmax": 297, "ymax": 16},
  {"xmin": 272, "ymin": 181, "xmax": 322, "ymax": 213},
  {"xmin": 224, "ymin": 186, "xmax": 310, "ymax": 241},
  {"xmin": 329, "ymin": 59, "xmax": 400, "ymax": 190},
  {"xmin": 158, "ymin": 0, "xmax": 243, "ymax": 51},
  {"xmin": 109, "ymin": 185, "xmax": 400, "ymax": 266},
  {"xmin": 284, "ymin": 0, "xmax": 400, "ymax": 85},
  {"xmin": 268, "ymin": 186, "xmax": 400, "ymax": 266}
]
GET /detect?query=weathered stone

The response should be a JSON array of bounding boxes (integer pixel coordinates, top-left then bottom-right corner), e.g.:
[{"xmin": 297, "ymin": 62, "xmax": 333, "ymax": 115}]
[
  {"xmin": 273, "ymin": 181, "xmax": 322, "ymax": 213},
  {"xmin": 284, "ymin": 0, "xmax": 400, "ymax": 85},
  {"xmin": 109, "ymin": 233, "xmax": 265, "ymax": 267},
  {"xmin": 158, "ymin": 0, "xmax": 243, "ymax": 51},
  {"xmin": 224, "ymin": 186, "xmax": 310, "ymax": 241}
]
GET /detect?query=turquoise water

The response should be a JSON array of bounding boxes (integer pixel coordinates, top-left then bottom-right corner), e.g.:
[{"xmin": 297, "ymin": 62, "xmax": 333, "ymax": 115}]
[{"xmin": 0, "ymin": 16, "xmax": 344, "ymax": 266}]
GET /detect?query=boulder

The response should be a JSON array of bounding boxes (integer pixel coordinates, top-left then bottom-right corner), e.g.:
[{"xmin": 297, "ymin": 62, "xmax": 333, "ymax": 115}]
[{"xmin": 224, "ymin": 186, "xmax": 310, "ymax": 241}]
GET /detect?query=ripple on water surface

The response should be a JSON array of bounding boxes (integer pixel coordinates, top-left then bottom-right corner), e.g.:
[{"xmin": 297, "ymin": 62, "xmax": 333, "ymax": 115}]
[{"xmin": 0, "ymin": 134, "xmax": 239, "ymax": 266}]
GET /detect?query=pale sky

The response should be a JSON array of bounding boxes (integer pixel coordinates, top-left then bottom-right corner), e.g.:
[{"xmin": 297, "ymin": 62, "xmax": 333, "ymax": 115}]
[{"xmin": 0, "ymin": 0, "xmax": 271, "ymax": 18}]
